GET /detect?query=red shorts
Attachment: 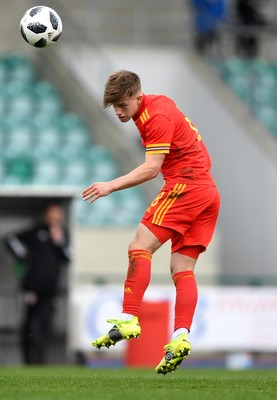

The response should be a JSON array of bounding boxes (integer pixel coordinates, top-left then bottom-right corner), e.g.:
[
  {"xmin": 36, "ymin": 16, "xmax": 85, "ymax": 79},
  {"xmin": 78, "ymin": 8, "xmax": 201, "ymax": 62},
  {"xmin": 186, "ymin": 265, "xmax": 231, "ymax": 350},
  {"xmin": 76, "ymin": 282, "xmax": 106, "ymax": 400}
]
[{"xmin": 141, "ymin": 183, "xmax": 220, "ymax": 256}]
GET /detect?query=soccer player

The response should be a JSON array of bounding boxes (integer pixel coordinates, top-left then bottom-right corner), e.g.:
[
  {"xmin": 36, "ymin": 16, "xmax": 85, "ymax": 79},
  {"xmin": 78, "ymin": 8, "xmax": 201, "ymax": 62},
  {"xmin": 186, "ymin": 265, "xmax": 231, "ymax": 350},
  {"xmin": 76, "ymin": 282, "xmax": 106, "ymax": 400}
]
[{"xmin": 82, "ymin": 70, "xmax": 220, "ymax": 374}]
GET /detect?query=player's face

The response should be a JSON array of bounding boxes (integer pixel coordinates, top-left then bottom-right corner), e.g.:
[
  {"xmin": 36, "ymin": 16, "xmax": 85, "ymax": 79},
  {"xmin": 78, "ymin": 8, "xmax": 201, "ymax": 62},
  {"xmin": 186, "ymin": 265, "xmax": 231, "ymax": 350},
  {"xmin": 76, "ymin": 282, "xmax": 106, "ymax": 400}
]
[{"xmin": 113, "ymin": 94, "xmax": 142, "ymax": 123}]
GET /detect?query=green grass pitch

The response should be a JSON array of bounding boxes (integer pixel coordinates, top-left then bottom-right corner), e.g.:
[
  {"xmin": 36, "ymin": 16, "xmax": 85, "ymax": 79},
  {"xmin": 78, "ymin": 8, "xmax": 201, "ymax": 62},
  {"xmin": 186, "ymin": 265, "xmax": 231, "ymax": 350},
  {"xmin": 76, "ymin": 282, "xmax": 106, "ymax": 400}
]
[{"xmin": 0, "ymin": 367, "xmax": 276, "ymax": 400}]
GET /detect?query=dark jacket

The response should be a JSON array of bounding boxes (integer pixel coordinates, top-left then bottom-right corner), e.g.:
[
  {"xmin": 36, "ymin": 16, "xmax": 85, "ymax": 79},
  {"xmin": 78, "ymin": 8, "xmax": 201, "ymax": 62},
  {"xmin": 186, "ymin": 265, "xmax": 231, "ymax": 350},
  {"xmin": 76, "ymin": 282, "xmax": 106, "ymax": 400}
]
[{"xmin": 5, "ymin": 224, "xmax": 71, "ymax": 295}]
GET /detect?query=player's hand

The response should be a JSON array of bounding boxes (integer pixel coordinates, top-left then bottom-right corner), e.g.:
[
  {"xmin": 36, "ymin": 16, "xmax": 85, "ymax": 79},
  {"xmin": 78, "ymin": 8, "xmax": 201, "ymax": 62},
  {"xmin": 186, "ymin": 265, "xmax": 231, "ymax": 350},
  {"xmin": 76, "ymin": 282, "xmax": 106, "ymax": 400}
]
[{"xmin": 82, "ymin": 182, "xmax": 113, "ymax": 204}]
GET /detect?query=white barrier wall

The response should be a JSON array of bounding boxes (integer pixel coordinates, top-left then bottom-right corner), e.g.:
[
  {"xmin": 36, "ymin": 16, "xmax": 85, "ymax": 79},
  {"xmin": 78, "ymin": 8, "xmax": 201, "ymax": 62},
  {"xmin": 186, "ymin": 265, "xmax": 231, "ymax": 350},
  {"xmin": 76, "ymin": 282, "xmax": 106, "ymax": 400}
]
[
  {"xmin": 69, "ymin": 285, "xmax": 277, "ymax": 353},
  {"xmin": 74, "ymin": 227, "xmax": 220, "ymax": 284}
]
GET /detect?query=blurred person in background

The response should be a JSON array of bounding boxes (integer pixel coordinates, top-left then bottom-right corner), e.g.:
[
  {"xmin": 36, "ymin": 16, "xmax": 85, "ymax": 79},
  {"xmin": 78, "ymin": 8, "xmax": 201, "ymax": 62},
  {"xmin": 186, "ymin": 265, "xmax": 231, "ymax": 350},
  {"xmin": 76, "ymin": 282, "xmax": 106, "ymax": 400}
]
[
  {"xmin": 235, "ymin": 0, "xmax": 267, "ymax": 58},
  {"xmin": 82, "ymin": 70, "xmax": 220, "ymax": 375},
  {"xmin": 5, "ymin": 204, "xmax": 71, "ymax": 364},
  {"xmin": 190, "ymin": 0, "xmax": 228, "ymax": 55}
]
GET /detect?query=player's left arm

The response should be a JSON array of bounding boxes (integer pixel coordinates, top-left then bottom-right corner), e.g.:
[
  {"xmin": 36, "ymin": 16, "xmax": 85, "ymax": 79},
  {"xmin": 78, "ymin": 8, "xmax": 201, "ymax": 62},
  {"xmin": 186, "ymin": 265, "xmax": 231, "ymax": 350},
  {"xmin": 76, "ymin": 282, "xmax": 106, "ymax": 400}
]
[{"xmin": 82, "ymin": 153, "xmax": 165, "ymax": 204}]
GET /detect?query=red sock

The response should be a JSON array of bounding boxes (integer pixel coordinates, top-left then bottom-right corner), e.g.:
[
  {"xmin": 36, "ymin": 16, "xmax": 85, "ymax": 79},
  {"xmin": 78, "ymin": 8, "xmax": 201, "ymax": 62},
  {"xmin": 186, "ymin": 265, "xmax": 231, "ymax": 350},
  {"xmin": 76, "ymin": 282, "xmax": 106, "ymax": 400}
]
[
  {"xmin": 173, "ymin": 270, "xmax": 198, "ymax": 331},
  {"xmin": 122, "ymin": 249, "xmax": 152, "ymax": 317}
]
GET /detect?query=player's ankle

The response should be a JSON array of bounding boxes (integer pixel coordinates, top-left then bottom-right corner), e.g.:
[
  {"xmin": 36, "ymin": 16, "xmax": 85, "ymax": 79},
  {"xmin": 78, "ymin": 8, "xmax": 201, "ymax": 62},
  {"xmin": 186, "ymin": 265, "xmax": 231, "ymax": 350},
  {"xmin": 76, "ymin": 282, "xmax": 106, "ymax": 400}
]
[
  {"xmin": 121, "ymin": 313, "xmax": 136, "ymax": 321},
  {"xmin": 172, "ymin": 328, "xmax": 189, "ymax": 340}
]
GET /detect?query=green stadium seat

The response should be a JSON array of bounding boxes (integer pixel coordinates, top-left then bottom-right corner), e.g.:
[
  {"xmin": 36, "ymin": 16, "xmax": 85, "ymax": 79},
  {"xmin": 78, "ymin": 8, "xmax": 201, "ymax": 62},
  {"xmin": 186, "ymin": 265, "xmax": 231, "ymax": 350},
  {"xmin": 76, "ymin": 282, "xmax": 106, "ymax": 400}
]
[
  {"xmin": 32, "ymin": 111, "xmax": 63, "ymax": 131},
  {"xmin": 215, "ymin": 58, "xmax": 277, "ymax": 141},
  {"xmin": 86, "ymin": 145, "xmax": 115, "ymax": 163},
  {"xmin": 5, "ymin": 124, "xmax": 35, "ymax": 156},
  {"xmin": 80, "ymin": 196, "xmax": 117, "ymax": 226},
  {"xmin": 252, "ymin": 85, "xmax": 274, "ymax": 104},
  {"xmin": 4, "ymin": 155, "xmax": 34, "ymax": 184},
  {"xmin": 32, "ymin": 158, "xmax": 62, "ymax": 186},
  {"xmin": 63, "ymin": 126, "xmax": 91, "ymax": 150},
  {"xmin": 8, "ymin": 93, "xmax": 34, "ymax": 116},
  {"xmin": 228, "ymin": 75, "xmax": 251, "ymax": 102},
  {"xmin": 0, "ymin": 89, "xmax": 7, "ymax": 115},
  {"xmin": 34, "ymin": 125, "xmax": 62, "ymax": 155},
  {"xmin": 115, "ymin": 188, "xmax": 146, "ymax": 219},
  {"xmin": 254, "ymin": 105, "xmax": 277, "ymax": 135},
  {"xmin": 0, "ymin": 128, "xmax": 4, "ymax": 148},
  {"xmin": 218, "ymin": 57, "xmax": 249, "ymax": 81},
  {"xmin": 37, "ymin": 95, "xmax": 63, "ymax": 116},
  {"xmin": 61, "ymin": 113, "xmax": 86, "ymax": 130},
  {"xmin": 5, "ymin": 80, "xmax": 33, "ymax": 98},
  {"xmin": 91, "ymin": 160, "xmax": 118, "ymax": 181},
  {"xmin": 249, "ymin": 85, "xmax": 274, "ymax": 113},
  {"xmin": 34, "ymin": 81, "xmax": 60, "ymax": 98},
  {"xmin": 257, "ymin": 71, "xmax": 276, "ymax": 89},
  {"xmin": 0, "ymin": 160, "xmax": 5, "ymax": 183},
  {"xmin": 5, "ymin": 53, "xmax": 36, "ymax": 83},
  {"xmin": 0, "ymin": 60, "xmax": 7, "ymax": 85},
  {"xmin": 61, "ymin": 159, "xmax": 91, "ymax": 186}
]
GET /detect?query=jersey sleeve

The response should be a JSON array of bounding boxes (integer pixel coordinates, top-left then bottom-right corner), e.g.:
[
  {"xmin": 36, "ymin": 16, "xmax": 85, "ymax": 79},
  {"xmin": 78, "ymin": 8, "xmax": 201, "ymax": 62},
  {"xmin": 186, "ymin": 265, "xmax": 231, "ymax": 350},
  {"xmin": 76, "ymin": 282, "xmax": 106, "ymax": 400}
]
[{"xmin": 144, "ymin": 114, "xmax": 174, "ymax": 155}]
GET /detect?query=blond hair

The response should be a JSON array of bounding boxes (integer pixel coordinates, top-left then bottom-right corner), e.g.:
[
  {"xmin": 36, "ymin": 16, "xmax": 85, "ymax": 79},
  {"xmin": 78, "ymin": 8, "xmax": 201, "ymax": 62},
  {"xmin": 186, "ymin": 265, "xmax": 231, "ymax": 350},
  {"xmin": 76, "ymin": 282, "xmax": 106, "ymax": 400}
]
[{"xmin": 103, "ymin": 70, "xmax": 141, "ymax": 108}]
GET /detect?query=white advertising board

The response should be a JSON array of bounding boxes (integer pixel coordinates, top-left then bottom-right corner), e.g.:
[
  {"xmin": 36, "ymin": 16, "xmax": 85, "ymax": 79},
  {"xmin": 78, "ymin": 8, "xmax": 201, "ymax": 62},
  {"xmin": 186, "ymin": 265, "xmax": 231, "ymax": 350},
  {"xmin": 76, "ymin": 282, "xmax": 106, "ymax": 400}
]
[{"xmin": 69, "ymin": 285, "xmax": 277, "ymax": 352}]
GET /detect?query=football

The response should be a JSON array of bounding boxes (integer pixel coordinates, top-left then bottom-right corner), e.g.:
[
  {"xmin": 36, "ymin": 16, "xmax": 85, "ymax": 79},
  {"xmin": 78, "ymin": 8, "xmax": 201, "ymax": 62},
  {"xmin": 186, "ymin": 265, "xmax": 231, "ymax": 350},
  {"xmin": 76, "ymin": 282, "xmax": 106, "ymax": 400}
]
[{"xmin": 20, "ymin": 6, "xmax": 62, "ymax": 48}]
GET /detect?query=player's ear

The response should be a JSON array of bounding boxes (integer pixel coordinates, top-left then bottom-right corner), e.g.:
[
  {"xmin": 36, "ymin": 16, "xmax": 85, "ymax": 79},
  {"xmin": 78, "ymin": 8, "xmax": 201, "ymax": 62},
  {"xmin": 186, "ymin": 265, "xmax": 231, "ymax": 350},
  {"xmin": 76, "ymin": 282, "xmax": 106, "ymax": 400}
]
[{"xmin": 136, "ymin": 93, "xmax": 143, "ymax": 104}]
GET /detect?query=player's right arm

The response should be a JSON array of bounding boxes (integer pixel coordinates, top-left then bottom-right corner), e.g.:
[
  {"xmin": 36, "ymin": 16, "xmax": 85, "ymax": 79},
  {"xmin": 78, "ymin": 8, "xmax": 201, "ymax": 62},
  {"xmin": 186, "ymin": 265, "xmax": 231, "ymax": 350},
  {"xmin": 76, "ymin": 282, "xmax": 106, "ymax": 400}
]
[{"xmin": 82, "ymin": 153, "xmax": 165, "ymax": 204}]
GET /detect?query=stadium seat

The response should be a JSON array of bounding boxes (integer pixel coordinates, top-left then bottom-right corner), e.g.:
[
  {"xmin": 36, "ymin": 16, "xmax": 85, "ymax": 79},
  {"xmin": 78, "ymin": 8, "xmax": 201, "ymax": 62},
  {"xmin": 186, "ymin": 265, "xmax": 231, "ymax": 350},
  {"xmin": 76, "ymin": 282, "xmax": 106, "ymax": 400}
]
[
  {"xmin": 32, "ymin": 158, "xmax": 62, "ymax": 186},
  {"xmin": 34, "ymin": 125, "xmax": 62, "ymax": 156},
  {"xmin": 8, "ymin": 93, "xmax": 35, "ymax": 116},
  {"xmin": 37, "ymin": 95, "xmax": 63, "ymax": 116},
  {"xmin": 4, "ymin": 155, "xmax": 34, "ymax": 184},
  {"xmin": 0, "ymin": 160, "xmax": 5, "ymax": 183},
  {"xmin": 0, "ymin": 59, "xmax": 7, "ymax": 85},
  {"xmin": 252, "ymin": 85, "xmax": 274, "ymax": 104},
  {"xmin": 63, "ymin": 126, "xmax": 91, "ymax": 150},
  {"xmin": 32, "ymin": 110, "xmax": 63, "ymax": 131},
  {"xmin": 5, "ymin": 124, "xmax": 35, "ymax": 157},
  {"xmin": 228, "ymin": 75, "xmax": 251, "ymax": 103},
  {"xmin": 34, "ymin": 82, "xmax": 64, "ymax": 116},
  {"xmin": 217, "ymin": 57, "xmax": 249, "ymax": 81},
  {"xmin": 215, "ymin": 58, "xmax": 277, "ymax": 140},
  {"xmin": 114, "ymin": 188, "xmax": 146, "ymax": 225},
  {"xmin": 61, "ymin": 159, "xmax": 92, "ymax": 186},
  {"xmin": 0, "ymin": 89, "xmax": 7, "ymax": 115},
  {"xmin": 59, "ymin": 144, "xmax": 91, "ymax": 163},
  {"xmin": 254, "ymin": 106, "xmax": 277, "ymax": 136},
  {"xmin": 5, "ymin": 53, "xmax": 36, "ymax": 83},
  {"xmin": 61, "ymin": 113, "xmax": 86, "ymax": 130},
  {"xmin": 34, "ymin": 81, "xmax": 60, "ymax": 98},
  {"xmin": 5, "ymin": 79, "xmax": 34, "ymax": 99},
  {"xmin": 91, "ymin": 160, "xmax": 118, "ymax": 181},
  {"xmin": 0, "ymin": 125, "xmax": 4, "ymax": 148},
  {"xmin": 77, "ymin": 196, "xmax": 118, "ymax": 226}
]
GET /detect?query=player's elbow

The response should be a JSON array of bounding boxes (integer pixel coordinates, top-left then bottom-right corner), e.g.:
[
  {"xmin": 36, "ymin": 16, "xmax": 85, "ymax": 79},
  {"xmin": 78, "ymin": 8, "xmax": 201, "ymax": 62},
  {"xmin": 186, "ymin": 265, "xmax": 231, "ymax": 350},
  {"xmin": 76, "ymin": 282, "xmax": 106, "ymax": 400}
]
[
  {"xmin": 149, "ymin": 165, "xmax": 160, "ymax": 179},
  {"xmin": 144, "ymin": 156, "xmax": 163, "ymax": 180}
]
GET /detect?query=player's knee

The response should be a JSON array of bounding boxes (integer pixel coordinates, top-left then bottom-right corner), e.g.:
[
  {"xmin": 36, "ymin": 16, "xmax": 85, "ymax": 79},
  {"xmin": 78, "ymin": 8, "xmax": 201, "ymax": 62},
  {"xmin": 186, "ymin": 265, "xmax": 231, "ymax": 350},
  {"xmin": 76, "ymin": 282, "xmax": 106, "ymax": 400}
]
[
  {"xmin": 170, "ymin": 250, "xmax": 199, "ymax": 276},
  {"xmin": 128, "ymin": 241, "xmax": 150, "ymax": 252},
  {"xmin": 170, "ymin": 264, "xmax": 195, "ymax": 276},
  {"xmin": 128, "ymin": 241, "xmax": 136, "ymax": 252},
  {"xmin": 128, "ymin": 241, "xmax": 158, "ymax": 254}
]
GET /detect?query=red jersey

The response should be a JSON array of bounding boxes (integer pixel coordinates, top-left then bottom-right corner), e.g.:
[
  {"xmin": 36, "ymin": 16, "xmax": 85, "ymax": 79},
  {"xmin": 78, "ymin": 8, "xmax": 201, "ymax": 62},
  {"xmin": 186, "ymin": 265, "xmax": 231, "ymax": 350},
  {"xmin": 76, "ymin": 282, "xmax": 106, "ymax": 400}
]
[{"xmin": 133, "ymin": 94, "xmax": 216, "ymax": 187}]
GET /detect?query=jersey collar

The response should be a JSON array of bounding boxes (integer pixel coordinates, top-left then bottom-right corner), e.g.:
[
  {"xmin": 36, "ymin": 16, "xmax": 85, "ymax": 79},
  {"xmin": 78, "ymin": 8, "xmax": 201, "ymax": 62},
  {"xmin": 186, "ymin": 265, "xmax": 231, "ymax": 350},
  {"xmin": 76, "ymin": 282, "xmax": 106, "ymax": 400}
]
[{"xmin": 133, "ymin": 94, "xmax": 146, "ymax": 122}]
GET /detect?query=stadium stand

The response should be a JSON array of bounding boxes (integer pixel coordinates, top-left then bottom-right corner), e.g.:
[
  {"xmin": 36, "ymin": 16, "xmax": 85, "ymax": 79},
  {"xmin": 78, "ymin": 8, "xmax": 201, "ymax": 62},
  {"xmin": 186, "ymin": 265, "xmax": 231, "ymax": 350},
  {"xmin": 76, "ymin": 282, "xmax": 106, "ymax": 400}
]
[
  {"xmin": 215, "ymin": 57, "xmax": 277, "ymax": 139},
  {"xmin": 0, "ymin": 53, "xmax": 145, "ymax": 225}
]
